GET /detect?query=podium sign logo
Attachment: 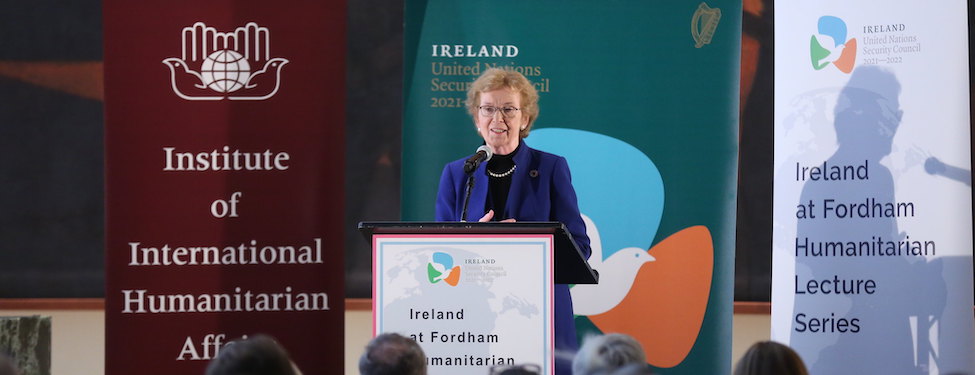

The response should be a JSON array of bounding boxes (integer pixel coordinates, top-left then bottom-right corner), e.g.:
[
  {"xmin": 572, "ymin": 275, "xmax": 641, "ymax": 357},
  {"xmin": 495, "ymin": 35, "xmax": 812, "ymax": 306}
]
[
  {"xmin": 162, "ymin": 22, "xmax": 289, "ymax": 100},
  {"xmin": 427, "ymin": 251, "xmax": 461, "ymax": 286}
]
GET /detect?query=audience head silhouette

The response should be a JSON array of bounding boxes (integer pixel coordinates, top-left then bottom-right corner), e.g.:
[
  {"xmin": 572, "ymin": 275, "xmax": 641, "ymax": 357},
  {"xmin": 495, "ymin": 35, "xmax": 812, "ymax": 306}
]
[
  {"xmin": 572, "ymin": 333, "xmax": 648, "ymax": 375},
  {"xmin": 609, "ymin": 363, "xmax": 654, "ymax": 375},
  {"xmin": 489, "ymin": 363, "xmax": 542, "ymax": 375},
  {"xmin": 733, "ymin": 340, "xmax": 808, "ymax": 375},
  {"xmin": 205, "ymin": 334, "xmax": 300, "ymax": 375},
  {"xmin": 359, "ymin": 333, "xmax": 427, "ymax": 375}
]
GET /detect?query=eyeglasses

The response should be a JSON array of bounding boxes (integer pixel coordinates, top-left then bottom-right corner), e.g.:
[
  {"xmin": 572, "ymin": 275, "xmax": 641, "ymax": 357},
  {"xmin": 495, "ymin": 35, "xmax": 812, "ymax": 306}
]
[{"xmin": 479, "ymin": 106, "xmax": 521, "ymax": 118}]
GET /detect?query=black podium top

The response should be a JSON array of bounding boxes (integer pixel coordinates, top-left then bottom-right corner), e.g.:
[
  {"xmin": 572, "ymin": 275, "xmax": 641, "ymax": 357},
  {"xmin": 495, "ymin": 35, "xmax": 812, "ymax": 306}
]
[{"xmin": 359, "ymin": 221, "xmax": 598, "ymax": 284}]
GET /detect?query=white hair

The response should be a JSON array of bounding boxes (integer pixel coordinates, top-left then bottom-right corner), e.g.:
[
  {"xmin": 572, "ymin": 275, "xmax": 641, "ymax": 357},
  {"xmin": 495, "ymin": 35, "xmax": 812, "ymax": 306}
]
[{"xmin": 572, "ymin": 333, "xmax": 647, "ymax": 375}]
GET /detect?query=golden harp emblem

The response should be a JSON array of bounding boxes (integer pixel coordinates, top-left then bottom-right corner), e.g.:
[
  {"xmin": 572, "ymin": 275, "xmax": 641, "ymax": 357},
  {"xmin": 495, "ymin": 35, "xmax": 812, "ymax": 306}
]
[{"xmin": 691, "ymin": 2, "xmax": 721, "ymax": 48}]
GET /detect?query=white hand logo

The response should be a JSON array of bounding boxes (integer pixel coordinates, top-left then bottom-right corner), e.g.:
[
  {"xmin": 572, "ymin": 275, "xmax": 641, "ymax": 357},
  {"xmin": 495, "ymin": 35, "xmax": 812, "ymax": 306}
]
[{"xmin": 162, "ymin": 22, "xmax": 289, "ymax": 101}]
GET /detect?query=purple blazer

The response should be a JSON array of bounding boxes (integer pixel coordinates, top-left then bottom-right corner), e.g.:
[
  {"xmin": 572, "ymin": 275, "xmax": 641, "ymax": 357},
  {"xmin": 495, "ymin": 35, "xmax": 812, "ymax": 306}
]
[{"xmin": 435, "ymin": 142, "xmax": 592, "ymax": 367}]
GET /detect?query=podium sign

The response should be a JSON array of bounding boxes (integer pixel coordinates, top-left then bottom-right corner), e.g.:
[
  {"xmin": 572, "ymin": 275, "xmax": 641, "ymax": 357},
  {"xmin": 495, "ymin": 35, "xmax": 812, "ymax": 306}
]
[{"xmin": 373, "ymin": 235, "xmax": 554, "ymax": 375}]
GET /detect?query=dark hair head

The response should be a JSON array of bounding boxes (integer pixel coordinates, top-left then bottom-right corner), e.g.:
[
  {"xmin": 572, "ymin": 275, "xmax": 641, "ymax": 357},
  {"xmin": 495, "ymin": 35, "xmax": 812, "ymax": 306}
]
[
  {"xmin": 733, "ymin": 341, "xmax": 808, "ymax": 375},
  {"xmin": 610, "ymin": 363, "xmax": 654, "ymax": 375},
  {"xmin": 491, "ymin": 363, "xmax": 541, "ymax": 375},
  {"xmin": 359, "ymin": 333, "xmax": 426, "ymax": 375},
  {"xmin": 205, "ymin": 334, "xmax": 298, "ymax": 375}
]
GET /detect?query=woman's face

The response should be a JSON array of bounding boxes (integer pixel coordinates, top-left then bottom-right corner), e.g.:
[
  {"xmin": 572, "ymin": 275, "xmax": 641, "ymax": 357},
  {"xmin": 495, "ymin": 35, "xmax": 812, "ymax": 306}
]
[{"xmin": 475, "ymin": 88, "xmax": 527, "ymax": 155}]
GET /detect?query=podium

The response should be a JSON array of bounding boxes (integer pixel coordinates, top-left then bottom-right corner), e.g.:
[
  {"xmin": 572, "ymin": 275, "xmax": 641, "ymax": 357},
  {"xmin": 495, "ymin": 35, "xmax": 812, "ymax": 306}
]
[{"xmin": 359, "ymin": 222, "xmax": 597, "ymax": 375}]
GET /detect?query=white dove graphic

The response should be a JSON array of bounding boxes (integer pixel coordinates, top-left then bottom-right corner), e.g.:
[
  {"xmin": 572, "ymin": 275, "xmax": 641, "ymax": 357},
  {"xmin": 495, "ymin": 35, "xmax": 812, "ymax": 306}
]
[
  {"xmin": 430, "ymin": 261, "xmax": 452, "ymax": 283},
  {"xmin": 229, "ymin": 58, "xmax": 289, "ymax": 101},
  {"xmin": 571, "ymin": 214, "xmax": 654, "ymax": 316},
  {"xmin": 813, "ymin": 34, "xmax": 846, "ymax": 65}
]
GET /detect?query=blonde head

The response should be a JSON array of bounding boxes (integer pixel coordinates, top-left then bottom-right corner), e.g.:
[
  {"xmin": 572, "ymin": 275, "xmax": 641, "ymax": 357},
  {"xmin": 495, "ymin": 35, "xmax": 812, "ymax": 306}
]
[{"xmin": 466, "ymin": 68, "xmax": 539, "ymax": 138}]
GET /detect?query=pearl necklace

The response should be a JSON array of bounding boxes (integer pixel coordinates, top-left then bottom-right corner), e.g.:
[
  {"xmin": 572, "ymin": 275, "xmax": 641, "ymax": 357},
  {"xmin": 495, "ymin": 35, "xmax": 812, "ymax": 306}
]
[{"xmin": 487, "ymin": 165, "xmax": 516, "ymax": 178}]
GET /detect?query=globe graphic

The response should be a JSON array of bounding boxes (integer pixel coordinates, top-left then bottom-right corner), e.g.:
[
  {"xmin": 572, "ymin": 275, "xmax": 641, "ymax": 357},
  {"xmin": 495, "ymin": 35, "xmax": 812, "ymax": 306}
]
[{"xmin": 200, "ymin": 50, "xmax": 251, "ymax": 93}]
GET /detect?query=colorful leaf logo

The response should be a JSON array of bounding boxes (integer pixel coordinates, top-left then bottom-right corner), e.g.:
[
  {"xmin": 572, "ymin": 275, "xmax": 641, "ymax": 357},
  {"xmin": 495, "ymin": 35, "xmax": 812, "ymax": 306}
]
[
  {"xmin": 810, "ymin": 16, "xmax": 856, "ymax": 73},
  {"xmin": 427, "ymin": 252, "xmax": 461, "ymax": 286}
]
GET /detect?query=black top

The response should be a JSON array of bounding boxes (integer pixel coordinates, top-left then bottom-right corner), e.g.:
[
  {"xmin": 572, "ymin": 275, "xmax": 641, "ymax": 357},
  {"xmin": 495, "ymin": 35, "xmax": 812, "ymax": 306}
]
[{"xmin": 485, "ymin": 142, "xmax": 521, "ymax": 220}]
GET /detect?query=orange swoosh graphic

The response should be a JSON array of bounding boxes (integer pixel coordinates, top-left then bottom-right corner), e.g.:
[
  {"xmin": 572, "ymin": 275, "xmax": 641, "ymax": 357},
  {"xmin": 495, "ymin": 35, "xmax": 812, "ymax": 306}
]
[
  {"xmin": 834, "ymin": 39, "xmax": 857, "ymax": 74},
  {"xmin": 588, "ymin": 225, "xmax": 714, "ymax": 368},
  {"xmin": 445, "ymin": 266, "xmax": 460, "ymax": 286}
]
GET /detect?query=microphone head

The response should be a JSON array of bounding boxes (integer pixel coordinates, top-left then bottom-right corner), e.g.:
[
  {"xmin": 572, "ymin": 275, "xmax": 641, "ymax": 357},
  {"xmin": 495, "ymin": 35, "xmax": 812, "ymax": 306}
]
[{"xmin": 476, "ymin": 145, "xmax": 493, "ymax": 162}]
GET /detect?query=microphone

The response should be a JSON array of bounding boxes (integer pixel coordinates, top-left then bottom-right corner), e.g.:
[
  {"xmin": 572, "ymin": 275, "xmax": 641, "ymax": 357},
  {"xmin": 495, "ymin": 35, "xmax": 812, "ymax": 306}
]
[{"xmin": 463, "ymin": 145, "xmax": 493, "ymax": 174}]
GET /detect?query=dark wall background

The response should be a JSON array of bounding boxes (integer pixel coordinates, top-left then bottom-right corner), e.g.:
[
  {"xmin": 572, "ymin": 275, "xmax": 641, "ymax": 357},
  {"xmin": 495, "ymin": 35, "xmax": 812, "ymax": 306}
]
[
  {"xmin": 735, "ymin": 0, "xmax": 774, "ymax": 302},
  {"xmin": 344, "ymin": 0, "xmax": 404, "ymax": 298},
  {"xmin": 0, "ymin": 0, "xmax": 808, "ymax": 302},
  {"xmin": 0, "ymin": 1, "xmax": 104, "ymax": 297}
]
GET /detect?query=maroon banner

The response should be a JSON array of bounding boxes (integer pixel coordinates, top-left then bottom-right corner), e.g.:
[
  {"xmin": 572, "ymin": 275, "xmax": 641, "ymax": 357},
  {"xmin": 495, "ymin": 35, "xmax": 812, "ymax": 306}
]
[{"xmin": 103, "ymin": 1, "xmax": 345, "ymax": 374}]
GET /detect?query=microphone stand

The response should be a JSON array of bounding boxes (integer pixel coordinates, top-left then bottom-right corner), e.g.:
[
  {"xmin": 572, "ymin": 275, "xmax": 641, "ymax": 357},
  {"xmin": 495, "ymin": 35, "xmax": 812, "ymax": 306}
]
[
  {"xmin": 460, "ymin": 172, "xmax": 475, "ymax": 222},
  {"xmin": 460, "ymin": 145, "xmax": 490, "ymax": 222}
]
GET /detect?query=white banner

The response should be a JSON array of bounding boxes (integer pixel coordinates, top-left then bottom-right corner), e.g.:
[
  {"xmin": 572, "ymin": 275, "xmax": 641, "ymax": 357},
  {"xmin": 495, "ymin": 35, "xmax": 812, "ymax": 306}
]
[
  {"xmin": 374, "ymin": 235, "xmax": 554, "ymax": 375},
  {"xmin": 772, "ymin": 2, "xmax": 974, "ymax": 374}
]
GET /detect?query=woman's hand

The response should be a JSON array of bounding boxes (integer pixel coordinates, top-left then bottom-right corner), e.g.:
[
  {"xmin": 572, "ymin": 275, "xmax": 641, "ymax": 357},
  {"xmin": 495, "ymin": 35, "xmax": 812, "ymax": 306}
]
[{"xmin": 478, "ymin": 210, "xmax": 517, "ymax": 222}]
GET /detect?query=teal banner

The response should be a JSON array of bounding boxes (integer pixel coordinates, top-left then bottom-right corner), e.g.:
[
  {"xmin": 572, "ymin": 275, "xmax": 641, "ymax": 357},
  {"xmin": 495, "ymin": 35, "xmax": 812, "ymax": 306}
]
[{"xmin": 403, "ymin": 1, "xmax": 740, "ymax": 373}]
